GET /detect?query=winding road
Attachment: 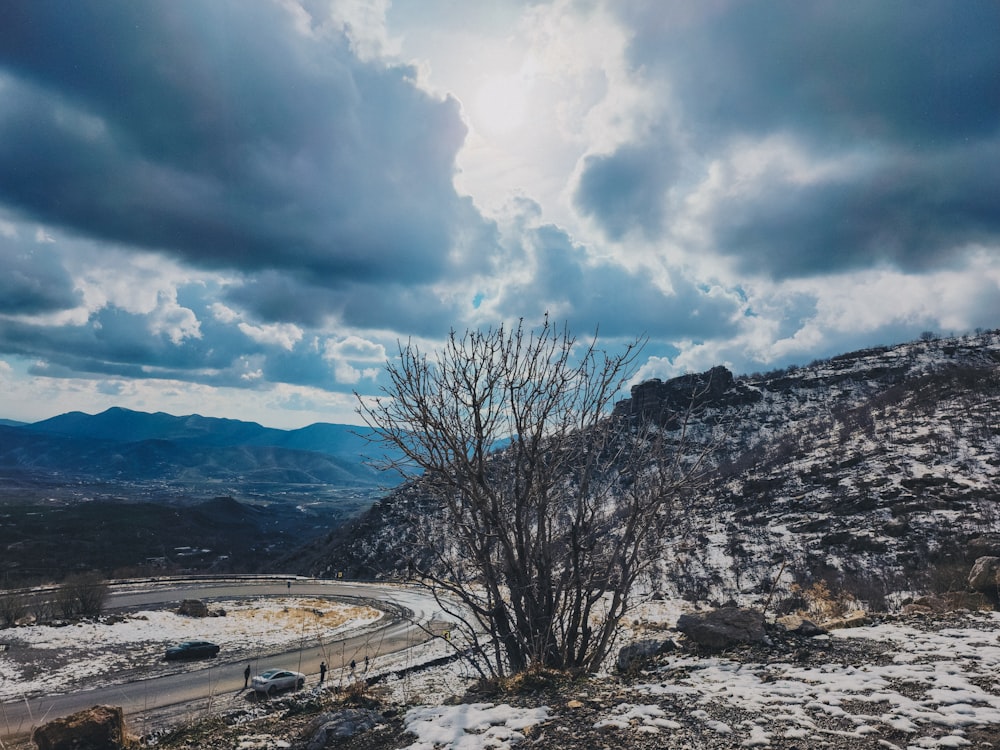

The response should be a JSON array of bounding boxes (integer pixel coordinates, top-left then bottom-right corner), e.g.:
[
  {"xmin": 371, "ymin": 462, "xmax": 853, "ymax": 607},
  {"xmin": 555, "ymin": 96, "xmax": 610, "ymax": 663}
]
[{"xmin": 0, "ymin": 577, "xmax": 451, "ymax": 741}]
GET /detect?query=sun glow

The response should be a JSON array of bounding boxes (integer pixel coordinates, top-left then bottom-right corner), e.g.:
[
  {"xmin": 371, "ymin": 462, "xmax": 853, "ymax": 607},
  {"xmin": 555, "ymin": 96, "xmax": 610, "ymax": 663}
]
[{"xmin": 472, "ymin": 74, "xmax": 528, "ymax": 135}]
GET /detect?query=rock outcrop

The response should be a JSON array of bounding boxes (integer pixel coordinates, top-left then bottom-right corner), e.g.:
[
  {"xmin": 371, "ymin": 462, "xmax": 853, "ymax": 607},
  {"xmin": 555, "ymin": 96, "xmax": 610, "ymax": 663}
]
[
  {"xmin": 617, "ymin": 638, "xmax": 677, "ymax": 673},
  {"xmin": 613, "ymin": 366, "xmax": 761, "ymax": 426}
]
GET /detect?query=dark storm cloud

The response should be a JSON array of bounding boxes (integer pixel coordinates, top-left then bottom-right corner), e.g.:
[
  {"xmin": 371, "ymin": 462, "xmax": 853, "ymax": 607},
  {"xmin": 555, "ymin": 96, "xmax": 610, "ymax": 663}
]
[
  {"xmin": 225, "ymin": 272, "xmax": 464, "ymax": 337},
  {"xmin": 0, "ymin": 236, "xmax": 80, "ymax": 314},
  {"xmin": 584, "ymin": 0, "xmax": 1000, "ymax": 278},
  {"xmin": 710, "ymin": 140, "xmax": 1000, "ymax": 278},
  {"xmin": 623, "ymin": 1, "xmax": 1000, "ymax": 146},
  {"xmin": 0, "ymin": 1, "xmax": 488, "ymax": 285},
  {"xmin": 574, "ymin": 142, "xmax": 677, "ymax": 240},
  {"xmin": 2, "ymin": 304, "xmax": 215, "ymax": 379}
]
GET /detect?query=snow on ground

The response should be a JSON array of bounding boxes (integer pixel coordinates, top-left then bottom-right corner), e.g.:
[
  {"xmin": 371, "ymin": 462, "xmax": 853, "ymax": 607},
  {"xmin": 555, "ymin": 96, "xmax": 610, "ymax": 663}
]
[
  {"xmin": 386, "ymin": 611, "xmax": 1000, "ymax": 750},
  {"xmin": 612, "ymin": 613, "xmax": 1000, "ymax": 749},
  {"xmin": 0, "ymin": 597, "xmax": 382, "ymax": 700},
  {"xmin": 402, "ymin": 703, "xmax": 551, "ymax": 750},
  {"xmin": 7, "ymin": 591, "xmax": 1000, "ymax": 750}
]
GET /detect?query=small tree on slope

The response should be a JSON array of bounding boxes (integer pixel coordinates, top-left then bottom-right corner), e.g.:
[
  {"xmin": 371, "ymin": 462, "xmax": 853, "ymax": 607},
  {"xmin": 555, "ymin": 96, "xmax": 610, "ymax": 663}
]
[{"xmin": 358, "ymin": 318, "xmax": 709, "ymax": 677}]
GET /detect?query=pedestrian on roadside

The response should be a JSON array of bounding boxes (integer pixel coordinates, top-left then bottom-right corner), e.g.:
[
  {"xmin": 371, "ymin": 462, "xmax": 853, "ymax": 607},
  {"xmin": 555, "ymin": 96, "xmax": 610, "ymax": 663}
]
[
  {"xmin": 319, "ymin": 661, "xmax": 327, "ymax": 684},
  {"xmin": 364, "ymin": 655, "xmax": 369, "ymax": 673},
  {"xmin": 350, "ymin": 658, "xmax": 356, "ymax": 675},
  {"xmin": 244, "ymin": 664, "xmax": 251, "ymax": 689}
]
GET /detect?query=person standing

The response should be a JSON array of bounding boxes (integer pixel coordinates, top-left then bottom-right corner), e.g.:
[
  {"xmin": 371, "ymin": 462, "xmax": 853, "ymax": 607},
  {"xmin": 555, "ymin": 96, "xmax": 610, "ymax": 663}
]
[
  {"xmin": 319, "ymin": 661, "xmax": 327, "ymax": 685},
  {"xmin": 244, "ymin": 664, "xmax": 251, "ymax": 689}
]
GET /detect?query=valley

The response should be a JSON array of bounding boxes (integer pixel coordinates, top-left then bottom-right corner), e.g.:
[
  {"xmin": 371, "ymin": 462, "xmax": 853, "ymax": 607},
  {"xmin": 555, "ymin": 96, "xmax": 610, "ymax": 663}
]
[{"xmin": 0, "ymin": 412, "xmax": 398, "ymax": 585}]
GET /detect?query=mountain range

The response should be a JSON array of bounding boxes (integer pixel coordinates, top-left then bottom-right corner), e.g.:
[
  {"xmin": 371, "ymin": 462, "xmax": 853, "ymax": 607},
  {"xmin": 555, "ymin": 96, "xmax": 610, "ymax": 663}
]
[{"xmin": 0, "ymin": 407, "xmax": 399, "ymax": 489}]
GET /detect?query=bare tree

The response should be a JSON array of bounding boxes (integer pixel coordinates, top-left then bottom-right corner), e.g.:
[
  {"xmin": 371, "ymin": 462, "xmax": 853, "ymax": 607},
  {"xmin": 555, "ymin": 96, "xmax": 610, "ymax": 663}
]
[{"xmin": 358, "ymin": 318, "xmax": 708, "ymax": 677}]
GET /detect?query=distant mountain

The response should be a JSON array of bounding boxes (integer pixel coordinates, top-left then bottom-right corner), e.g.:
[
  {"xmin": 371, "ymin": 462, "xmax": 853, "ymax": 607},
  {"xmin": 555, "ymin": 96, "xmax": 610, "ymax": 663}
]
[
  {"xmin": 0, "ymin": 408, "xmax": 403, "ymax": 491},
  {"xmin": 22, "ymin": 406, "xmax": 393, "ymax": 464},
  {"xmin": 0, "ymin": 419, "xmax": 26, "ymax": 428},
  {"xmin": 300, "ymin": 330, "xmax": 1000, "ymax": 612},
  {"xmin": 27, "ymin": 407, "xmax": 280, "ymax": 446},
  {"xmin": 266, "ymin": 422, "xmax": 389, "ymax": 465}
]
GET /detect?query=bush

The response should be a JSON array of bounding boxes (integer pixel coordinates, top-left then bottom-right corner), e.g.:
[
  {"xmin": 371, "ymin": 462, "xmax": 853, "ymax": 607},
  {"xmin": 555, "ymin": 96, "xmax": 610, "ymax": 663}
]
[
  {"xmin": 0, "ymin": 590, "xmax": 28, "ymax": 627},
  {"xmin": 57, "ymin": 573, "xmax": 109, "ymax": 619}
]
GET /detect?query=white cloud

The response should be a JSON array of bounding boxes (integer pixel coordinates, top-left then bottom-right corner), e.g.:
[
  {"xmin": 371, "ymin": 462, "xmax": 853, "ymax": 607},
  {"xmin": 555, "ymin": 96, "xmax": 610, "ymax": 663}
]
[
  {"xmin": 210, "ymin": 302, "xmax": 240, "ymax": 324},
  {"xmin": 34, "ymin": 226, "xmax": 55, "ymax": 243},
  {"xmin": 150, "ymin": 292, "xmax": 202, "ymax": 345},
  {"xmin": 238, "ymin": 321, "xmax": 303, "ymax": 351},
  {"xmin": 323, "ymin": 335, "xmax": 386, "ymax": 362},
  {"xmin": 329, "ymin": 358, "xmax": 380, "ymax": 386}
]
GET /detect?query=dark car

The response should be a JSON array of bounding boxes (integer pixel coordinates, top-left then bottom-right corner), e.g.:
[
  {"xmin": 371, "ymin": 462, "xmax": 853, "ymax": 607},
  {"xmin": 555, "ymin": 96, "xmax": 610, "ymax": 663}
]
[{"xmin": 164, "ymin": 640, "xmax": 221, "ymax": 660}]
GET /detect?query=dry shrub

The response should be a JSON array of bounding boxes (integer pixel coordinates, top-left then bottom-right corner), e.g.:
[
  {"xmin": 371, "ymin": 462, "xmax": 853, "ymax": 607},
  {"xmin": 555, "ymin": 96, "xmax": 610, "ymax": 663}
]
[{"xmin": 792, "ymin": 581, "xmax": 860, "ymax": 621}]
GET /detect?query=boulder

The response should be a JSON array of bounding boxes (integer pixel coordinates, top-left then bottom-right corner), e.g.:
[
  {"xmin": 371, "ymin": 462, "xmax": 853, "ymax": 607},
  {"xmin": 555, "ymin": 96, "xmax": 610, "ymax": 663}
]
[
  {"xmin": 968, "ymin": 556, "xmax": 1000, "ymax": 593},
  {"xmin": 176, "ymin": 599, "xmax": 209, "ymax": 617},
  {"xmin": 616, "ymin": 638, "xmax": 676, "ymax": 672},
  {"xmin": 32, "ymin": 705, "xmax": 130, "ymax": 750},
  {"xmin": 675, "ymin": 607, "xmax": 766, "ymax": 650},
  {"xmin": 299, "ymin": 708, "xmax": 382, "ymax": 750}
]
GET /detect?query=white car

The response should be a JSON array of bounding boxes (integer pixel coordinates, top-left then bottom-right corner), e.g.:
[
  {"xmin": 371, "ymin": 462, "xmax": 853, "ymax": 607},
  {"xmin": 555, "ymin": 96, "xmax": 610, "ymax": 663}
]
[{"xmin": 251, "ymin": 668, "xmax": 305, "ymax": 696}]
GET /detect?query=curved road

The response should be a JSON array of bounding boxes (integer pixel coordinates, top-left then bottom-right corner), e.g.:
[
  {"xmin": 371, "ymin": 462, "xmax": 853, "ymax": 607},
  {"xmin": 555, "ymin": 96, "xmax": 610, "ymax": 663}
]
[{"xmin": 0, "ymin": 578, "xmax": 451, "ymax": 741}]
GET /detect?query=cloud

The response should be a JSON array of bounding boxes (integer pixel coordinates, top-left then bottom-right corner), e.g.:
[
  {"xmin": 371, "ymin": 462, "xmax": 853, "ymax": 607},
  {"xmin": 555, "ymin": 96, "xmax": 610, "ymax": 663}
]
[
  {"xmin": 579, "ymin": 0, "xmax": 1000, "ymax": 279},
  {"xmin": 237, "ymin": 322, "xmax": 303, "ymax": 351},
  {"xmin": 0, "ymin": 0, "xmax": 997, "ymax": 429},
  {"xmin": 620, "ymin": 1, "xmax": 1000, "ymax": 146},
  {"xmin": 477, "ymin": 215, "xmax": 743, "ymax": 342},
  {"xmin": 324, "ymin": 336, "xmax": 387, "ymax": 362},
  {"xmin": 692, "ymin": 137, "xmax": 1000, "ymax": 278},
  {"xmin": 574, "ymin": 141, "xmax": 678, "ymax": 240},
  {"xmin": 0, "ymin": 1, "xmax": 491, "ymax": 286},
  {"xmin": 0, "ymin": 233, "xmax": 80, "ymax": 314}
]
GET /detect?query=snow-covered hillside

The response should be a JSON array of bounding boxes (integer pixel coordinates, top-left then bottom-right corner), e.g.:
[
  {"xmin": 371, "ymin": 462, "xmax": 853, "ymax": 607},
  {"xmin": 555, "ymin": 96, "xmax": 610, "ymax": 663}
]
[{"xmin": 303, "ymin": 331, "xmax": 1000, "ymax": 610}]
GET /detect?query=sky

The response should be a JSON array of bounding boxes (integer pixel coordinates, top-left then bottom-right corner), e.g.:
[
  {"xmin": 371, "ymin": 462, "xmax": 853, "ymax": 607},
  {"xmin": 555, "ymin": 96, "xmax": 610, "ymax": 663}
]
[{"xmin": 0, "ymin": 0, "xmax": 998, "ymax": 429}]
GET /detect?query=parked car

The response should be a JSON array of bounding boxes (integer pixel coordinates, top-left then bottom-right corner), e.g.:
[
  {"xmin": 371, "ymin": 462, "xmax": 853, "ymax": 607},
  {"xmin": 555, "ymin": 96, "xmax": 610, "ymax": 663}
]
[
  {"xmin": 251, "ymin": 668, "xmax": 306, "ymax": 695},
  {"xmin": 163, "ymin": 640, "xmax": 221, "ymax": 660}
]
